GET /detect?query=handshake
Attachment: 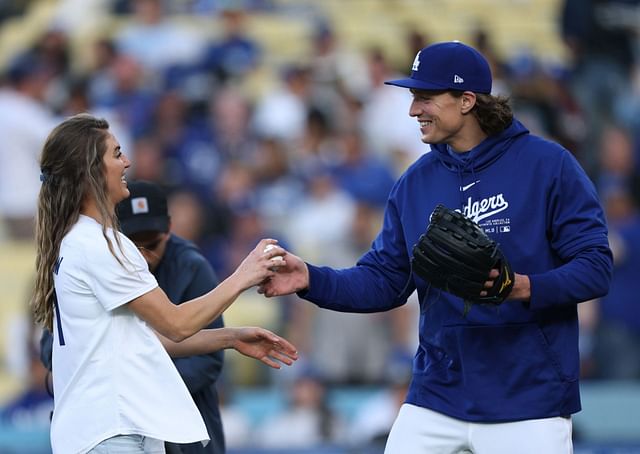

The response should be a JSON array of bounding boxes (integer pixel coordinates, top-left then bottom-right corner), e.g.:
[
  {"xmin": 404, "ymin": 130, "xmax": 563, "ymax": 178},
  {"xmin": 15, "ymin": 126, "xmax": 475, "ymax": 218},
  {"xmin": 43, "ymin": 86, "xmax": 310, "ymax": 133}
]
[{"xmin": 241, "ymin": 240, "xmax": 309, "ymax": 298}]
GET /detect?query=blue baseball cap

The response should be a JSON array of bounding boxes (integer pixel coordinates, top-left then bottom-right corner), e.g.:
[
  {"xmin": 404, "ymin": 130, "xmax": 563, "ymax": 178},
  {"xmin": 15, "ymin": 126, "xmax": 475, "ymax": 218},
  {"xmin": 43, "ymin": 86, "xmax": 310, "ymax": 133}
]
[
  {"xmin": 117, "ymin": 181, "xmax": 170, "ymax": 235},
  {"xmin": 385, "ymin": 41, "xmax": 492, "ymax": 94}
]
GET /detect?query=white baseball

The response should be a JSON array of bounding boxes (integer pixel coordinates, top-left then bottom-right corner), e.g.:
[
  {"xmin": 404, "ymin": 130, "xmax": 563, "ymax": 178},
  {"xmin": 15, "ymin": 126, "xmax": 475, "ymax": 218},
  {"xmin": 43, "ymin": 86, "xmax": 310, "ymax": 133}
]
[{"xmin": 264, "ymin": 244, "xmax": 284, "ymax": 262}]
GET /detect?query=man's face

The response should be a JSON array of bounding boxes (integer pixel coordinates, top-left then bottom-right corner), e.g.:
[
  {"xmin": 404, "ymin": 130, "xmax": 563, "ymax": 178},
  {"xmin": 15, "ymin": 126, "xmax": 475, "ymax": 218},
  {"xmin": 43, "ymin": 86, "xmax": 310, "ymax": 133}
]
[
  {"xmin": 408, "ymin": 89, "xmax": 468, "ymax": 146},
  {"xmin": 130, "ymin": 231, "xmax": 169, "ymax": 272}
]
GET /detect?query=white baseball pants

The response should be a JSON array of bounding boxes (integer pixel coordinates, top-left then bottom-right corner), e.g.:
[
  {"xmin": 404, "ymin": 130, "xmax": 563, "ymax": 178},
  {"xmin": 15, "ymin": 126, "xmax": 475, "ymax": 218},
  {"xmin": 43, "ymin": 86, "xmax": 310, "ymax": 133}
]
[{"xmin": 385, "ymin": 403, "xmax": 573, "ymax": 454}]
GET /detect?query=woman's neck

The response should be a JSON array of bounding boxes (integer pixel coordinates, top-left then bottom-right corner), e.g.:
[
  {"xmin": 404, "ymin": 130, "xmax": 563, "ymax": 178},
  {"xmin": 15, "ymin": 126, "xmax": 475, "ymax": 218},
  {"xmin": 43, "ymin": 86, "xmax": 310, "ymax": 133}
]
[{"xmin": 80, "ymin": 196, "xmax": 112, "ymax": 224}]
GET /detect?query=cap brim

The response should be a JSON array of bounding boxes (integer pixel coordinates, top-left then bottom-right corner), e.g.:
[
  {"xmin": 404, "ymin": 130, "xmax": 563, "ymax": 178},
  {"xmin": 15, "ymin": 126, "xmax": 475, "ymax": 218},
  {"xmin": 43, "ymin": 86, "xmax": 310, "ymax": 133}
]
[
  {"xmin": 384, "ymin": 77, "xmax": 450, "ymax": 91},
  {"xmin": 119, "ymin": 216, "xmax": 169, "ymax": 236}
]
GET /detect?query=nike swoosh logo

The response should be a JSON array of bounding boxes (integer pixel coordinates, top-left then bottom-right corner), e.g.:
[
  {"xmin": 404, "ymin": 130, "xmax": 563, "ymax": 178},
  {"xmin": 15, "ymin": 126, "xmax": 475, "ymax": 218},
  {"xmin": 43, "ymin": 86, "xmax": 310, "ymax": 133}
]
[{"xmin": 461, "ymin": 180, "xmax": 480, "ymax": 192}]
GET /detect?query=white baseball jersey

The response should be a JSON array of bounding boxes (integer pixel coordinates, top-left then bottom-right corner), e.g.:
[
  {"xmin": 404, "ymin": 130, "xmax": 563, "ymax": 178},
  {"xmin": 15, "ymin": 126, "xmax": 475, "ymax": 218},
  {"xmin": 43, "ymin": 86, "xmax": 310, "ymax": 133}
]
[{"xmin": 50, "ymin": 215, "xmax": 208, "ymax": 454}]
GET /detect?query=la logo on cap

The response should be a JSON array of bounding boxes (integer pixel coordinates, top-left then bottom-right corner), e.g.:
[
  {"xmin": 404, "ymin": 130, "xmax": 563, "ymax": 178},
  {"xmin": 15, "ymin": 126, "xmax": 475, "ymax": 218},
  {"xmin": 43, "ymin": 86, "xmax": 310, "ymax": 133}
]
[
  {"xmin": 131, "ymin": 197, "xmax": 149, "ymax": 215},
  {"xmin": 412, "ymin": 52, "xmax": 420, "ymax": 71}
]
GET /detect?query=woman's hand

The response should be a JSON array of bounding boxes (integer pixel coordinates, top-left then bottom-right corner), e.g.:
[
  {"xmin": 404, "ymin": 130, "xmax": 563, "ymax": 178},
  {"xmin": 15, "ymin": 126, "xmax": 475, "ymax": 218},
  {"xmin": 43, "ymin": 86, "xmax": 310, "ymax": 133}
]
[
  {"xmin": 229, "ymin": 326, "xmax": 298, "ymax": 369},
  {"xmin": 231, "ymin": 239, "xmax": 287, "ymax": 291}
]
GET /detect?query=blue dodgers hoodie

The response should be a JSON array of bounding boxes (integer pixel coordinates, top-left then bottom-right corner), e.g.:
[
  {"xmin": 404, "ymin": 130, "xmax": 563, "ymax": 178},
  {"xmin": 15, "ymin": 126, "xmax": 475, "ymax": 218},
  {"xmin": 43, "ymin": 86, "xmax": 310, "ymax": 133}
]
[{"xmin": 301, "ymin": 119, "xmax": 612, "ymax": 422}]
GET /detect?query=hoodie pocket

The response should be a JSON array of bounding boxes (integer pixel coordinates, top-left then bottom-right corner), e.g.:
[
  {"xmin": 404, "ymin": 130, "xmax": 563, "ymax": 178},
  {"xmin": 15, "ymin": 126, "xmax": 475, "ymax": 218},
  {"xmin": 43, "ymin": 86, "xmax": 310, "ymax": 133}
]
[{"xmin": 441, "ymin": 323, "xmax": 572, "ymax": 390}]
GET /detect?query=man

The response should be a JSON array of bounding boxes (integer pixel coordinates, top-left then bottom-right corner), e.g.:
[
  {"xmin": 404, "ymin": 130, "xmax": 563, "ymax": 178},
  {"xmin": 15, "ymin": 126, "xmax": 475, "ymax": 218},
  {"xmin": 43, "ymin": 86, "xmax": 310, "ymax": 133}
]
[
  {"xmin": 42, "ymin": 180, "xmax": 226, "ymax": 453},
  {"xmin": 261, "ymin": 41, "xmax": 612, "ymax": 453}
]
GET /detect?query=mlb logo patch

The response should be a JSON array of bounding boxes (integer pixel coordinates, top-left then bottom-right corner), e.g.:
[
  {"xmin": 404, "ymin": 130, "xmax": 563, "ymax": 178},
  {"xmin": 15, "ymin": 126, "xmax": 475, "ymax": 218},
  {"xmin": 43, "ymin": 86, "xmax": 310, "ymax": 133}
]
[{"xmin": 131, "ymin": 197, "xmax": 149, "ymax": 214}]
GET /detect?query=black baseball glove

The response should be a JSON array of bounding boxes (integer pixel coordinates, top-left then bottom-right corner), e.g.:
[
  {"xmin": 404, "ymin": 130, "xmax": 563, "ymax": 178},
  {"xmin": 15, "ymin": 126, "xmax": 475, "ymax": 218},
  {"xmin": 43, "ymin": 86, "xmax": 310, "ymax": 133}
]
[{"xmin": 412, "ymin": 204, "xmax": 514, "ymax": 307}]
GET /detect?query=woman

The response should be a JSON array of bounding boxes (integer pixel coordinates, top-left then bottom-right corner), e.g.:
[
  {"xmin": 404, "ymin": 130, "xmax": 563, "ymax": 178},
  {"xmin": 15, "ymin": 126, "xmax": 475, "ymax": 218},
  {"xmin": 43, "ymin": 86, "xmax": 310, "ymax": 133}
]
[{"xmin": 32, "ymin": 113, "xmax": 296, "ymax": 454}]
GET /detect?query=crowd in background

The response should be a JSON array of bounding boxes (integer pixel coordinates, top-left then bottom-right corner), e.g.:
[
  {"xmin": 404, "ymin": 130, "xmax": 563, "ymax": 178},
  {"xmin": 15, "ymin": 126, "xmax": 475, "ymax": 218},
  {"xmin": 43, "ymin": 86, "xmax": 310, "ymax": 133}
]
[{"xmin": 0, "ymin": 0, "xmax": 639, "ymax": 451}]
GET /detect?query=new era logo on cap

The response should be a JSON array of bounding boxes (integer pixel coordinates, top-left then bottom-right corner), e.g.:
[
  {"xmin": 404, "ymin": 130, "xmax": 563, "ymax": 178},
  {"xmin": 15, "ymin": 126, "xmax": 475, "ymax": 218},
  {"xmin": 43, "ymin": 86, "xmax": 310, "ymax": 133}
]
[
  {"xmin": 383, "ymin": 41, "xmax": 492, "ymax": 94},
  {"xmin": 131, "ymin": 197, "xmax": 150, "ymax": 215}
]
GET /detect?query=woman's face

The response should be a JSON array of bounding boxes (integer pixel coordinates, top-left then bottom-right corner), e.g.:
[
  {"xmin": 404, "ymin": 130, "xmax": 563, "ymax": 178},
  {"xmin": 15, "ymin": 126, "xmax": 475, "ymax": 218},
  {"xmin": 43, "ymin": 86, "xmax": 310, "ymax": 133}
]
[{"xmin": 103, "ymin": 132, "xmax": 131, "ymax": 206}]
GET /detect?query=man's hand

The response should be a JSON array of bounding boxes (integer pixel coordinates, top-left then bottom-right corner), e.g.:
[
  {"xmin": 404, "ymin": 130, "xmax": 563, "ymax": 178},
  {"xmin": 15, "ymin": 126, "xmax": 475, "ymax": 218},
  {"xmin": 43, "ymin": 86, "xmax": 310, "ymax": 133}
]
[
  {"xmin": 482, "ymin": 270, "xmax": 530, "ymax": 302},
  {"xmin": 257, "ymin": 249, "xmax": 309, "ymax": 297},
  {"xmin": 508, "ymin": 273, "xmax": 531, "ymax": 302},
  {"xmin": 230, "ymin": 327, "xmax": 298, "ymax": 369}
]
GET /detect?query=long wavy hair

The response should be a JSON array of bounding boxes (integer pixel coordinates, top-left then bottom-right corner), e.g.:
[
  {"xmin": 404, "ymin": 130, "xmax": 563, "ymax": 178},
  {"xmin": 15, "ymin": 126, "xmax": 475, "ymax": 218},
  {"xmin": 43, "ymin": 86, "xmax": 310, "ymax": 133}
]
[
  {"xmin": 33, "ymin": 113, "xmax": 124, "ymax": 330},
  {"xmin": 450, "ymin": 91, "xmax": 514, "ymax": 136}
]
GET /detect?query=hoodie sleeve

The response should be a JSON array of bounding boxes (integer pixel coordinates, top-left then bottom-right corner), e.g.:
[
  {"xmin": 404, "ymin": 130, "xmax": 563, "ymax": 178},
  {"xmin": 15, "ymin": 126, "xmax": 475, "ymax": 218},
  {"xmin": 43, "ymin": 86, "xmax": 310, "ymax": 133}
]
[{"xmin": 528, "ymin": 152, "xmax": 613, "ymax": 309}]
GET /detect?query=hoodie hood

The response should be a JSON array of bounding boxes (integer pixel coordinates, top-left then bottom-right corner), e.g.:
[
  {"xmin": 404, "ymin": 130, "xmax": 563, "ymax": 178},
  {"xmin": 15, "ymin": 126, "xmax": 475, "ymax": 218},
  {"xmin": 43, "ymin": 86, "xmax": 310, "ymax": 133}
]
[{"xmin": 431, "ymin": 119, "xmax": 529, "ymax": 173}]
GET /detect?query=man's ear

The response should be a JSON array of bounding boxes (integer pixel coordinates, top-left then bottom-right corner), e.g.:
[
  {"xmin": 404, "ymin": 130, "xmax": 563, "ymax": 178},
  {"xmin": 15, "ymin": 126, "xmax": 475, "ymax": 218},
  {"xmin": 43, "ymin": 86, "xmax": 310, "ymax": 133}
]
[{"xmin": 460, "ymin": 91, "xmax": 477, "ymax": 114}]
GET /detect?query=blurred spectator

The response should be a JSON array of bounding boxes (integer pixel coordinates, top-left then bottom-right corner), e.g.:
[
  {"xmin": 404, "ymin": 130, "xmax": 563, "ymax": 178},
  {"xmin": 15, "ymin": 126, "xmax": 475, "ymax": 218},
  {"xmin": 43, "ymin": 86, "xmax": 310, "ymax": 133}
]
[
  {"xmin": 329, "ymin": 128, "xmax": 396, "ymax": 208},
  {"xmin": 285, "ymin": 169, "xmax": 356, "ymax": 266},
  {"xmin": 0, "ymin": 0, "xmax": 30, "ymax": 22},
  {"xmin": 592, "ymin": 182, "xmax": 640, "ymax": 379},
  {"xmin": 256, "ymin": 367, "xmax": 346, "ymax": 448},
  {"xmin": 0, "ymin": 51, "xmax": 58, "ymax": 239},
  {"xmin": 128, "ymin": 135, "xmax": 167, "ymax": 183},
  {"xmin": 404, "ymin": 28, "xmax": 429, "ymax": 60},
  {"xmin": 560, "ymin": 0, "xmax": 640, "ymax": 178},
  {"xmin": 115, "ymin": 0, "xmax": 206, "ymax": 75},
  {"xmin": 0, "ymin": 351, "xmax": 53, "ymax": 431},
  {"xmin": 1, "ymin": 301, "xmax": 52, "ymax": 433},
  {"xmin": 471, "ymin": 27, "xmax": 510, "ymax": 97},
  {"xmin": 89, "ymin": 53, "xmax": 159, "ymax": 138},
  {"xmin": 86, "ymin": 38, "xmax": 119, "ymax": 107},
  {"xmin": 167, "ymin": 188, "xmax": 226, "ymax": 249},
  {"xmin": 151, "ymin": 90, "xmax": 222, "ymax": 200},
  {"xmin": 217, "ymin": 384, "xmax": 252, "ymax": 450},
  {"xmin": 308, "ymin": 20, "xmax": 370, "ymax": 131},
  {"xmin": 31, "ymin": 28, "xmax": 73, "ymax": 112},
  {"xmin": 252, "ymin": 64, "xmax": 312, "ymax": 144},
  {"xmin": 578, "ymin": 123, "xmax": 639, "ymax": 379},
  {"xmin": 215, "ymin": 161, "xmax": 257, "ymax": 223},
  {"xmin": 292, "ymin": 107, "xmax": 341, "ymax": 177},
  {"xmin": 200, "ymin": 7, "xmax": 262, "ymax": 85},
  {"xmin": 251, "ymin": 137, "xmax": 305, "ymax": 236},
  {"xmin": 359, "ymin": 47, "xmax": 423, "ymax": 173},
  {"xmin": 211, "ymin": 194, "xmax": 266, "ymax": 281},
  {"xmin": 507, "ymin": 48, "xmax": 578, "ymax": 150},
  {"xmin": 347, "ymin": 358, "xmax": 412, "ymax": 448},
  {"xmin": 61, "ymin": 76, "xmax": 91, "ymax": 115},
  {"xmin": 595, "ymin": 123, "xmax": 640, "ymax": 200},
  {"xmin": 207, "ymin": 85, "xmax": 258, "ymax": 163}
]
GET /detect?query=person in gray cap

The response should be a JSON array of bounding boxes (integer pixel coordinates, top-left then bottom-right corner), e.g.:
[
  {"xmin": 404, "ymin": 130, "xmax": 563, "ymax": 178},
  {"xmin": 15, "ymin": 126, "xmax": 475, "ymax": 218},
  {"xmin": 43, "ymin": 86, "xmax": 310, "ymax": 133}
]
[{"xmin": 261, "ymin": 41, "xmax": 612, "ymax": 453}]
